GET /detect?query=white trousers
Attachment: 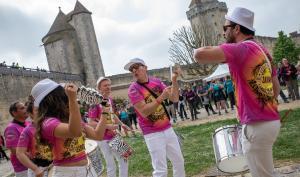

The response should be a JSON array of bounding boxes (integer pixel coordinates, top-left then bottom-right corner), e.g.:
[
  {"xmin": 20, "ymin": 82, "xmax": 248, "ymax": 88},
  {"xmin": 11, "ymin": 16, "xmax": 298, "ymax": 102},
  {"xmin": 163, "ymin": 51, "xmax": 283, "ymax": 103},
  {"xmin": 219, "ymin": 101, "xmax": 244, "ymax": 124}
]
[
  {"xmin": 15, "ymin": 170, "xmax": 28, "ymax": 177},
  {"xmin": 28, "ymin": 167, "xmax": 48, "ymax": 177},
  {"xmin": 144, "ymin": 127, "xmax": 185, "ymax": 177},
  {"xmin": 242, "ymin": 120, "xmax": 281, "ymax": 177},
  {"xmin": 52, "ymin": 165, "xmax": 92, "ymax": 177},
  {"xmin": 98, "ymin": 140, "xmax": 128, "ymax": 177}
]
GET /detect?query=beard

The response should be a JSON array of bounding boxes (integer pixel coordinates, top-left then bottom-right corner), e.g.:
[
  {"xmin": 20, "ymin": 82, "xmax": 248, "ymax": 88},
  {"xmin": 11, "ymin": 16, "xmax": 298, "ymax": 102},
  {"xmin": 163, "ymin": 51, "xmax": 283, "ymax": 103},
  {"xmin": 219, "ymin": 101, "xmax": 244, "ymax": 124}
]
[{"xmin": 225, "ymin": 31, "xmax": 236, "ymax": 43}]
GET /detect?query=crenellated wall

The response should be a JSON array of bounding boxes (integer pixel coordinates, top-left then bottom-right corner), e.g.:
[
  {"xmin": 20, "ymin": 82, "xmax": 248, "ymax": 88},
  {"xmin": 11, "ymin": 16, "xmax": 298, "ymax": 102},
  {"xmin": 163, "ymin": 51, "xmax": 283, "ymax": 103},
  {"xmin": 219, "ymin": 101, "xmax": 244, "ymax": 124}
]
[{"xmin": 0, "ymin": 67, "xmax": 83, "ymax": 133}]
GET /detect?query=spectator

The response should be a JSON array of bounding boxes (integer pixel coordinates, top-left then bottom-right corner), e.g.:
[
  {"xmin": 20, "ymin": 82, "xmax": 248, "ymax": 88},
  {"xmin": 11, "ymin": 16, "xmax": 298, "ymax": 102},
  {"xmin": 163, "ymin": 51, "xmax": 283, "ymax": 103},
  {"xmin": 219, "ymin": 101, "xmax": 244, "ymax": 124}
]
[
  {"xmin": 211, "ymin": 79, "xmax": 228, "ymax": 115},
  {"xmin": 277, "ymin": 62, "xmax": 289, "ymax": 103},
  {"xmin": 0, "ymin": 133, "xmax": 9, "ymax": 161},
  {"xmin": 185, "ymin": 86, "xmax": 199, "ymax": 120},
  {"xmin": 280, "ymin": 58, "xmax": 300, "ymax": 100},
  {"xmin": 178, "ymin": 93, "xmax": 188, "ymax": 121},
  {"xmin": 127, "ymin": 104, "xmax": 138, "ymax": 129},
  {"xmin": 119, "ymin": 107, "xmax": 135, "ymax": 137},
  {"xmin": 198, "ymin": 85, "xmax": 217, "ymax": 116},
  {"xmin": 224, "ymin": 76, "xmax": 236, "ymax": 110},
  {"xmin": 165, "ymin": 99, "xmax": 177, "ymax": 123}
]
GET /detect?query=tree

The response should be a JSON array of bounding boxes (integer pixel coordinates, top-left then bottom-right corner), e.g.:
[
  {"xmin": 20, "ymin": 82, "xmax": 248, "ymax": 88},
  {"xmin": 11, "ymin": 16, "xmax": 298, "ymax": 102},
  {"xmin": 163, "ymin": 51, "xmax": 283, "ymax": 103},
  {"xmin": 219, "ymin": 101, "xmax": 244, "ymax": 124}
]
[
  {"xmin": 168, "ymin": 23, "xmax": 221, "ymax": 77},
  {"xmin": 273, "ymin": 31, "xmax": 300, "ymax": 65}
]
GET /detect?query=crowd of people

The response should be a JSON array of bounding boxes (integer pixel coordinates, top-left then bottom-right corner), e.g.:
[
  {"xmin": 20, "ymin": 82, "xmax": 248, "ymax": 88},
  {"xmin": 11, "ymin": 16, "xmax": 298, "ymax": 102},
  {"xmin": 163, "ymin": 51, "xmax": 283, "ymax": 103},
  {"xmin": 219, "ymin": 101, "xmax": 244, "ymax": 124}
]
[
  {"xmin": 1, "ymin": 6, "xmax": 300, "ymax": 177},
  {"xmin": 0, "ymin": 61, "xmax": 47, "ymax": 72}
]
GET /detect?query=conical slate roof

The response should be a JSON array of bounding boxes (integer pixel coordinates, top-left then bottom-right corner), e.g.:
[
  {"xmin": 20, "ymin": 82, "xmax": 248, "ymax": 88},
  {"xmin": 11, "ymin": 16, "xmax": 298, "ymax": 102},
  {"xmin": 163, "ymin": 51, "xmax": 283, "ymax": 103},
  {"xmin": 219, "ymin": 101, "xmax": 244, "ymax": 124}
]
[
  {"xmin": 67, "ymin": 1, "xmax": 92, "ymax": 21},
  {"xmin": 42, "ymin": 9, "xmax": 74, "ymax": 42},
  {"xmin": 73, "ymin": 1, "xmax": 91, "ymax": 15}
]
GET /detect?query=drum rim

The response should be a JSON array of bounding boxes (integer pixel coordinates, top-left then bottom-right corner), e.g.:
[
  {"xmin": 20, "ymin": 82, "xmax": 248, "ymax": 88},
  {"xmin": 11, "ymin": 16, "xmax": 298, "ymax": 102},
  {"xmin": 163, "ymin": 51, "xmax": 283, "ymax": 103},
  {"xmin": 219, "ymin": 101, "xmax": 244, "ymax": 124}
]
[
  {"xmin": 216, "ymin": 155, "xmax": 249, "ymax": 174},
  {"xmin": 213, "ymin": 124, "xmax": 241, "ymax": 136}
]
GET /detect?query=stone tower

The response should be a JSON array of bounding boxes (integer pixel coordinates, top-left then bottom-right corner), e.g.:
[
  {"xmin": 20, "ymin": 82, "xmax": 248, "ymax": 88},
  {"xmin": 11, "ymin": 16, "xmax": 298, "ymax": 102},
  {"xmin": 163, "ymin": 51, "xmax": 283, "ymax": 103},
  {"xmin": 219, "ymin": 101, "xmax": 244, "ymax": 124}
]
[
  {"xmin": 186, "ymin": 0, "xmax": 227, "ymax": 44},
  {"xmin": 42, "ymin": 1, "xmax": 105, "ymax": 86}
]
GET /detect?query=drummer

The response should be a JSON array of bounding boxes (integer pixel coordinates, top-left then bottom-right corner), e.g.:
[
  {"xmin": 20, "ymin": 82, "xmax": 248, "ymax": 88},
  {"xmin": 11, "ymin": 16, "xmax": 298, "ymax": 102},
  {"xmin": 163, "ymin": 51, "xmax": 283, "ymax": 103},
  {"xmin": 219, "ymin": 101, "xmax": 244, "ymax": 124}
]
[
  {"xmin": 30, "ymin": 79, "xmax": 107, "ymax": 177},
  {"xmin": 16, "ymin": 97, "xmax": 52, "ymax": 177},
  {"xmin": 88, "ymin": 77, "xmax": 130, "ymax": 177},
  {"xmin": 193, "ymin": 7, "xmax": 281, "ymax": 177}
]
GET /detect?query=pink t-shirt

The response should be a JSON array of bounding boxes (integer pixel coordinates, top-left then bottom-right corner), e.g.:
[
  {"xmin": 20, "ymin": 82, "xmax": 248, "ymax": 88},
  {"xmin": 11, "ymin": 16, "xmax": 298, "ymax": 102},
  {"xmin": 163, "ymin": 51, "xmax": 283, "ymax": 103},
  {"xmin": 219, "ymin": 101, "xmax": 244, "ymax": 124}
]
[
  {"xmin": 220, "ymin": 40, "xmax": 280, "ymax": 124},
  {"xmin": 88, "ymin": 98, "xmax": 116, "ymax": 140},
  {"xmin": 17, "ymin": 123, "xmax": 52, "ymax": 161},
  {"xmin": 128, "ymin": 77, "xmax": 171, "ymax": 135},
  {"xmin": 41, "ymin": 117, "xmax": 87, "ymax": 166},
  {"xmin": 4, "ymin": 121, "xmax": 28, "ymax": 172}
]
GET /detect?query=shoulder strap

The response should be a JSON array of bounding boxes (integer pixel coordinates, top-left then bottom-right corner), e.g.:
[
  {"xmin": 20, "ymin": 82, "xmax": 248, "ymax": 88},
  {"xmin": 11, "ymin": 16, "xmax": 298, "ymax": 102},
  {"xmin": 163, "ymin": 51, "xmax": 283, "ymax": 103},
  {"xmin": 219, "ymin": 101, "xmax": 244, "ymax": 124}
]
[
  {"xmin": 243, "ymin": 40, "xmax": 272, "ymax": 73},
  {"xmin": 136, "ymin": 82, "xmax": 171, "ymax": 120}
]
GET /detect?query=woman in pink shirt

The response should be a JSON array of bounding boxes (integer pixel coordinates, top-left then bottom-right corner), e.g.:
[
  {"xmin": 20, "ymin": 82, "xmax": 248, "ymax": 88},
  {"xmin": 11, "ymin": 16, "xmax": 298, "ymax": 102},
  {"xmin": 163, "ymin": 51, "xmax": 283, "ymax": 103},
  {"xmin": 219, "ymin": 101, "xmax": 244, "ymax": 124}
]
[{"xmin": 31, "ymin": 79, "xmax": 107, "ymax": 177}]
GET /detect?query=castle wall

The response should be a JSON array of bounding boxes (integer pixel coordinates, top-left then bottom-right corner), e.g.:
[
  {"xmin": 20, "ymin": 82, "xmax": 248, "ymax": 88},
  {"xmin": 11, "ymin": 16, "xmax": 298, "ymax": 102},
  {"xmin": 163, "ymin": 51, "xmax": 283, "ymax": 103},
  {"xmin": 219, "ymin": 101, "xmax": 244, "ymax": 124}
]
[
  {"xmin": 44, "ymin": 31, "xmax": 84, "ymax": 75},
  {"xmin": 69, "ymin": 13, "xmax": 105, "ymax": 87},
  {"xmin": 0, "ymin": 67, "xmax": 83, "ymax": 133},
  {"xmin": 255, "ymin": 36, "xmax": 277, "ymax": 55}
]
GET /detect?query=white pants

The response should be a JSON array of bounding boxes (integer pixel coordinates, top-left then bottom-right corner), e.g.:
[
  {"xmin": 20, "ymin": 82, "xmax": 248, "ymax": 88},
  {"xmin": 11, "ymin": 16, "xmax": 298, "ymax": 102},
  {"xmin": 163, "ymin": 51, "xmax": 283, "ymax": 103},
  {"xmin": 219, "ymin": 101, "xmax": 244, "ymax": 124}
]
[
  {"xmin": 15, "ymin": 170, "xmax": 28, "ymax": 177},
  {"xmin": 52, "ymin": 166, "xmax": 91, "ymax": 177},
  {"xmin": 144, "ymin": 127, "xmax": 185, "ymax": 177},
  {"xmin": 28, "ymin": 167, "xmax": 48, "ymax": 177},
  {"xmin": 98, "ymin": 140, "xmax": 128, "ymax": 177},
  {"xmin": 242, "ymin": 120, "xmax": 281, "ymax": 177}
]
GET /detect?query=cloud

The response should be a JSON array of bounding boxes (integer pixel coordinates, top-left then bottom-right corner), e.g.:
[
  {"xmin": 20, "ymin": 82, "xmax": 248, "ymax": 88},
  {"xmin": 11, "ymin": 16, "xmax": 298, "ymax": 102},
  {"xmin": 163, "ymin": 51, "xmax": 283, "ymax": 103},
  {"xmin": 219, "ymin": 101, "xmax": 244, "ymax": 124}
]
[
  {"xmin": 0, "ymin": 5, "xmax": 48, "ymax": 68},
  {"xmin": 0, "ymin": 0, "xmax": 299, "ymax": 76}
]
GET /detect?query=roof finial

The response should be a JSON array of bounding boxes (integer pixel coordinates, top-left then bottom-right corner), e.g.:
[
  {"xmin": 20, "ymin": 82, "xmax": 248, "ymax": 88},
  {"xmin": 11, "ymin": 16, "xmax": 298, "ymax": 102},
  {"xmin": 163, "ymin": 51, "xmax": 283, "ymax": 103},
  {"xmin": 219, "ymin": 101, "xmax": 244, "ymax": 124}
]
[{"xmin": 58, "ymin": 6, "xmax": 61, "ymax": 11}]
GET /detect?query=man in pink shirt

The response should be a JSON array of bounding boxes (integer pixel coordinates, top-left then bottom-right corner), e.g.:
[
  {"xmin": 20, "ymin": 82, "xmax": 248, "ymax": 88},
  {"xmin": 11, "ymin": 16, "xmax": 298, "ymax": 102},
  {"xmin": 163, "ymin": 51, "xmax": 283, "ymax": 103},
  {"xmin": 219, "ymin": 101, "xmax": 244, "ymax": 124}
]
[
  {"xmin": 124, "ymin": 58, "xmax": 185, "ymax": 177},
  {"xmin": 4, "ymin": 102, "xmax": 29, "ymax": 177},
  {"xmin": 193, "ymin": 7, "xmax": 281, "ymax": 177}
]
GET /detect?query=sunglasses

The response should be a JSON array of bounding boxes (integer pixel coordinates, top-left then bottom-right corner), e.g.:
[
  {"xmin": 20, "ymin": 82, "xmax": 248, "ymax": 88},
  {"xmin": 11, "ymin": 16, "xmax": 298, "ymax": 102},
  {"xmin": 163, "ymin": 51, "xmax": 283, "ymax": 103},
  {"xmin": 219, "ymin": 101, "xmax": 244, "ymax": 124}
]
[
  {"xmin": 129, "ymin": 64, "xmax": 143, "ymax": 72},
  {"xmin": 223, "ymin": 24, "xmax": 236, "ymax": 32}
]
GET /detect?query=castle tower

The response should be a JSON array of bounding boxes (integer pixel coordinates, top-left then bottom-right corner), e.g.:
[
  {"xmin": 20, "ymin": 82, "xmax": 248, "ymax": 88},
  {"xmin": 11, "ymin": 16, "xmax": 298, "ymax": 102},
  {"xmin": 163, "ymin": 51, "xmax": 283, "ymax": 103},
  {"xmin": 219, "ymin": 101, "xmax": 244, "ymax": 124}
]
[
  {"xmin": 42, "ymin": 9, "xmax": 84, "ymax": 77},
  {"xmin": 67, "ymin": 1, "xmax": 105, "ymax": 86},
  {"xmin": 186, "ymin": 0, "xmax": 227, "ymax": 44}
]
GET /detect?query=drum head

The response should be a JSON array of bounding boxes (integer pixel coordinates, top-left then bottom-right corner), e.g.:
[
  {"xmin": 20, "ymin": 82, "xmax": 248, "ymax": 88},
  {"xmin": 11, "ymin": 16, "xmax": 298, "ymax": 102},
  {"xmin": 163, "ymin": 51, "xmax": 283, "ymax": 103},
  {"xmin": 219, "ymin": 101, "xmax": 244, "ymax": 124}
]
[
  {"xmin": 218, "ymin": 156, "xmax": 248, "ymax": 173},
  {"xmin": 85, "ymin": 139, "xmax": 98, "ymax": 153}
]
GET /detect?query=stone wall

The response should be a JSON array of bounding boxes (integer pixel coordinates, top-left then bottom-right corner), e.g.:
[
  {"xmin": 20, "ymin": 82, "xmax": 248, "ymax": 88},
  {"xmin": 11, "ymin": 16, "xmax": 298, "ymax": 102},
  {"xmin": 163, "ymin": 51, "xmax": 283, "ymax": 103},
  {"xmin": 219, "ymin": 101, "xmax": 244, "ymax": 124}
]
[{"xmin": 0, "ymin": 67, "xmax": 83, "ymax": 133}]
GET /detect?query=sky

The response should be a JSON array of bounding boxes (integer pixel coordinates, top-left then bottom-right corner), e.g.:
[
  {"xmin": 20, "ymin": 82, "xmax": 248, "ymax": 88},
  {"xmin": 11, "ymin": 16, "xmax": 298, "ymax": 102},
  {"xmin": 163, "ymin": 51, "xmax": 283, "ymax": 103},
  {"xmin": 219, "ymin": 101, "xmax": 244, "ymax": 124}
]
[{"xmin": 0, "ymin": 0, "xmax": 299, "ymax": 76}]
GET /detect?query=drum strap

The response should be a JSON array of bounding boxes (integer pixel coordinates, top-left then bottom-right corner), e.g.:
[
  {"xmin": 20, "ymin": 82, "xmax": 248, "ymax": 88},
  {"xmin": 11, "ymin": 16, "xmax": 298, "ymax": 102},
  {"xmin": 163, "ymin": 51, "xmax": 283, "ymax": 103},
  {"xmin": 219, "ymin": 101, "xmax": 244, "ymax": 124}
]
[{"xmin": 136, "ymin": 82, "xmax": 171, "ymax": 120}]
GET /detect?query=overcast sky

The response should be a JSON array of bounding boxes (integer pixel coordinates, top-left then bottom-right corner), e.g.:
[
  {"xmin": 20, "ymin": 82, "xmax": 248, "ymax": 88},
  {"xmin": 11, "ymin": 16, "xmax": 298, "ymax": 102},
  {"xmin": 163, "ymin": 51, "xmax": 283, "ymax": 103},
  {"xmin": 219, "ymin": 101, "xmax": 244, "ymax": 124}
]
[{"xmin": 0, "ymin": 0, "xmax": 299, "ymax": 76}]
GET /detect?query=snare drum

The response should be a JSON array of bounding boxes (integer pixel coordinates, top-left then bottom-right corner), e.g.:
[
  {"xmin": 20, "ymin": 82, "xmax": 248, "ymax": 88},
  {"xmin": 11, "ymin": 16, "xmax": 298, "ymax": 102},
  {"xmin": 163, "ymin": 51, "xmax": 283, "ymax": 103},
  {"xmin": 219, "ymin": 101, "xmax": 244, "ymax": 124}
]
[
  {"xmin": 85, "ymin": 139, "xmax": 104, "ymax": 177},
  {"xmin": 212, "ymin": 124, "xmax": 248, "ymax": 173}
]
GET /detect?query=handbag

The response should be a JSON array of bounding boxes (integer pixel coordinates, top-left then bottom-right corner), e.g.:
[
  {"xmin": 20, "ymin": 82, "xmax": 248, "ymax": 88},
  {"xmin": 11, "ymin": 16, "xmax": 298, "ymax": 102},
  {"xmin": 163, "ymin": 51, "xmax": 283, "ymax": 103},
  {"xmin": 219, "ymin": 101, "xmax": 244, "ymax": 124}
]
[{"xmin": 137, "ymin": 82, "xmax": 185, "ymax": 147}]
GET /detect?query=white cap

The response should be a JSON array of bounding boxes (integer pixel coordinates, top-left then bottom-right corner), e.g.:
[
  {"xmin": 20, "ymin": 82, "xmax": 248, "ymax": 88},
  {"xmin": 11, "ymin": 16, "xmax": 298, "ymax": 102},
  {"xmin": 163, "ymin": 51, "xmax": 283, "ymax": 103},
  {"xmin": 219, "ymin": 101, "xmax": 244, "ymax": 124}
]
[
  {"xmin": 31, "ymin": 78, "xmax": 60, "ymax": 107},
  {"xmin": 225, "ymin": 7, "xmax": 255, "ymax": 32},
  {"xmin": 124, "ymin": 58, "xmax": 146, "ymax": 71},
  {"xmin": 96, "ymin": 77, "xmax": 111, "ymax": 88}
]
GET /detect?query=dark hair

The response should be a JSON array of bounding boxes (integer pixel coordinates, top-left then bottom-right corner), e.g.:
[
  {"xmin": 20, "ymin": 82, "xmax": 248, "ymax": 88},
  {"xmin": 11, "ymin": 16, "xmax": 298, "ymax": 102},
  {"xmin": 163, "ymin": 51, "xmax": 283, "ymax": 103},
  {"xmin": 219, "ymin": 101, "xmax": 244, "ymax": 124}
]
[
  {"xmin": 25, "ymin": 96, "xmax": 34, "ymax": 114},
  {"xmin": 35, "ymin": 86, "xmax": 69, "ymax": 144},
  {"xmin": 230, "ymin": 22, "xmax": 255, "ymax": 36},
  {"xmin": 9, "ymin": 101, "xmax": 20, "ymax": 117}
]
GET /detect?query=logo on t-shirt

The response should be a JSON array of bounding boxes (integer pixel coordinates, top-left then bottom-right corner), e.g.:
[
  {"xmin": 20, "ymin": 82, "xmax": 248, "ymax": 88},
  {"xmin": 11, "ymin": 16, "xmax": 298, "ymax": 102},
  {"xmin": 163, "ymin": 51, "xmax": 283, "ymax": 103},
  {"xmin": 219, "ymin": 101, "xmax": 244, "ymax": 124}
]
[
  {"xmin": 145, "ymin": 94, "xmax": 167, "ymax": 122},
  {"xmin": 248, "ymin": 61, "xmax": 274, "ymax": 105}
]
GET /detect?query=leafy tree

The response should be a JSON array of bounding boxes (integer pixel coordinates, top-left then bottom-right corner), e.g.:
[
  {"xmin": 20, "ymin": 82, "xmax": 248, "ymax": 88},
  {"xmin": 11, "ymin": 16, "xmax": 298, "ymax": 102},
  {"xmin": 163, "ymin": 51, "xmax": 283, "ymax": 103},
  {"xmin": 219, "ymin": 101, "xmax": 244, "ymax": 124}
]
[{"xmin": 273, "ymin": 31, "xmax": 300, "ymax": 65}]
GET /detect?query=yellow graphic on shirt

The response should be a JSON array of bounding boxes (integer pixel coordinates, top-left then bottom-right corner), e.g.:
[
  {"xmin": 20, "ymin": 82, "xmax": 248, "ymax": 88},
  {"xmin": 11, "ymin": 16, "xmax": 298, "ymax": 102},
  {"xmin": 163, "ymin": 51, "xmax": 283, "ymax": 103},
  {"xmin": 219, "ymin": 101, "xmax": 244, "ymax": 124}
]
[
  {"xmin": 145, "ymin": 95, "xmax": 166, "ymax": 122},
  {"xmin": 35, "ymin": 144, "xmax": 52, "ymax": 160},
  {"xmin": 62, "ymin": 134, "xmax": 85, "ymax": 158},
  {"xmin": 248, "ymin": 62, "xmax": 274, "ymax": 104}
]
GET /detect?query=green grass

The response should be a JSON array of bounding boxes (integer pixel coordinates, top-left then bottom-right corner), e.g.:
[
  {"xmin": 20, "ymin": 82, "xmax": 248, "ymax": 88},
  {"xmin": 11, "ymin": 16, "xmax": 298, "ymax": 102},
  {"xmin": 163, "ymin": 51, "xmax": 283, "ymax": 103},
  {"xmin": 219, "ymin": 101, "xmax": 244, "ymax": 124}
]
[{"xmin": 106, "ymin": 108, "xmax": 300, "ymax": 177}]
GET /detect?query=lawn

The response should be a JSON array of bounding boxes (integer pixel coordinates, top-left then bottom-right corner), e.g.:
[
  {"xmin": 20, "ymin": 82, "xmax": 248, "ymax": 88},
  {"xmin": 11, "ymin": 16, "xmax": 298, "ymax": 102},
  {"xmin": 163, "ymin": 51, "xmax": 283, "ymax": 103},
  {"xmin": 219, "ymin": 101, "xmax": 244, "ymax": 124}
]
[{"xmin": 106, "ymin": 108, "xmax": 300, "ymax": 177}]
